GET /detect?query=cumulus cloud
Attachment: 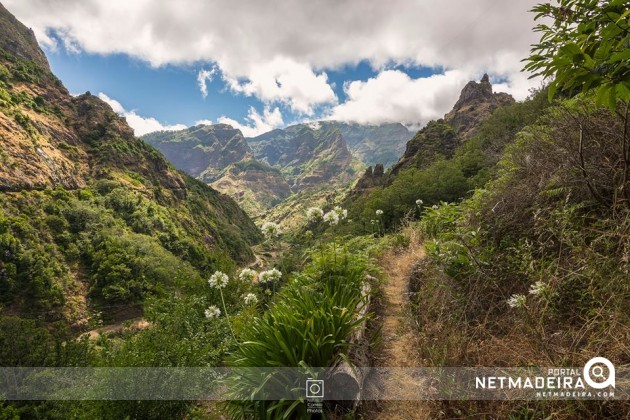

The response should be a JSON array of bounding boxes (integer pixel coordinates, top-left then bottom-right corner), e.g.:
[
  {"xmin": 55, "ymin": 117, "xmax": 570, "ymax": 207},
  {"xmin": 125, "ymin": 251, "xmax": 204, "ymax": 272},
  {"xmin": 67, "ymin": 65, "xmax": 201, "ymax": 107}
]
[
  {"xmin": 197, "ymin": 68, "xmax": 216, "ymax": 98},
  {"xmin": 327, "ymin": 70, "xmax": 473, "ymax": 127},
  {"xmin": 224, "ymin": 58, "xmax": 337, "ymax": 115},
  {"xmin": 97, "ymin": 93, "xmax": 186, "ymax": 136},
  {"xmin": 217, "ymin": 106, "xmax": 284, "ymax": 137},
  {"xmin": 7, "ymin": 0, "xmax": 541, "ymax": 125}
]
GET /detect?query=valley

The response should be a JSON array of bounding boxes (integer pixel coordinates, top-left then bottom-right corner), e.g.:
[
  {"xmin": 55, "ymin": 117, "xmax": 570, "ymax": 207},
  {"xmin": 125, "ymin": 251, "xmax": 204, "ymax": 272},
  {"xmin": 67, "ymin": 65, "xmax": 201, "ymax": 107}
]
[{"xmin": 1, "ymin": 1, "xmax": 628, "ymax": 419}]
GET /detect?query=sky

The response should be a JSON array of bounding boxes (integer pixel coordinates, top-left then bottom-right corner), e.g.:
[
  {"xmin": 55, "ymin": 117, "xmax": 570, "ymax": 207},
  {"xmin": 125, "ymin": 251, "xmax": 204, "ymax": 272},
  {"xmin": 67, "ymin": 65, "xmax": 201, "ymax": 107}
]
[{"xmin": 5, "ymin": 0, "xmax": 542, "ymax": 137}]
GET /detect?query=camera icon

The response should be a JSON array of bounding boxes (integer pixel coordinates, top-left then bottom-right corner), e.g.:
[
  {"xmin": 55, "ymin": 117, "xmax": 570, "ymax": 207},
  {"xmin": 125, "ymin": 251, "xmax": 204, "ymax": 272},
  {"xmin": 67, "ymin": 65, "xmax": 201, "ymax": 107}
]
[{"xmin": 305, "ymin": 378, "xmax": 324, "ymax": 398}]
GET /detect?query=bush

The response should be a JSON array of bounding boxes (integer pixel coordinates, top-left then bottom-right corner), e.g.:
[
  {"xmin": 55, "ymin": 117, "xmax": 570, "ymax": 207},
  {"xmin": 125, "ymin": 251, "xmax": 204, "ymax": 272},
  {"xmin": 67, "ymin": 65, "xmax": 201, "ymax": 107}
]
[{"xmin": 225, "ymin": 245, "xmax": 372, "ymax": 418}]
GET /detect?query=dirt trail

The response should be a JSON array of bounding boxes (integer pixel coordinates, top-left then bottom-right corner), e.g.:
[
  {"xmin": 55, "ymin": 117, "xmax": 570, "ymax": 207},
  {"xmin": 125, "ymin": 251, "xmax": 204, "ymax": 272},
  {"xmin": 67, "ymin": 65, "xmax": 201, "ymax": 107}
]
[
  {"xmin": 81, "ymin": 318, "xmax": 151, "ymax": 340},
  {"xmin": 363, "ymin": 238, "xmax": 431, "ymax": 419}
]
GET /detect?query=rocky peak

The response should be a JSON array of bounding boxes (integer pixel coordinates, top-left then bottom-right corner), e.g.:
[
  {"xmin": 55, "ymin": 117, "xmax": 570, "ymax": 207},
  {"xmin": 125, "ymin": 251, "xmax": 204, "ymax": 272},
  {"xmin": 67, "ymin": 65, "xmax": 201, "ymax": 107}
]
[
  {"xmin": 451, "ymin": 73, "xmax": 494, "ymax": 112},
  {"xmin": 0, "ymin": 3, "xmax": 50, "ymax": 70},
  {"xmin": 445, "ymin": 73, "xmax": 514, "ymax": 139}
]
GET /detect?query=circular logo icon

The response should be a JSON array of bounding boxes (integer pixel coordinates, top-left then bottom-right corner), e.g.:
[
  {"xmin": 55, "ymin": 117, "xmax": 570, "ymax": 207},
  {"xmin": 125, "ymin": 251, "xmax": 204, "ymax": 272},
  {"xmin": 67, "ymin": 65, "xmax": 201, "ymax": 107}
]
[{"xmin": 583, "ymin": 357, "xmax": 615, "ymax": 389}]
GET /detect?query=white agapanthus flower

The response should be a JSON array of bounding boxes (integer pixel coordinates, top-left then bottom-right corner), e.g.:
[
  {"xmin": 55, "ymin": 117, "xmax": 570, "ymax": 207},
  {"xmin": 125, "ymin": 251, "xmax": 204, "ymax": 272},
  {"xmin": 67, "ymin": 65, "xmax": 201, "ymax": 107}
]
[
  {"xmin": 528, "ymin": 281, "xmax": 551, "ymax": 296},
  {"xmin": 243, "ymin": 293, "xmax": 258, "ymax": 305},
  {"xmin": 376, "ymin": 209, "xmax": 384, "ymax": 216},
  {"xmin": 204, "ymin": 305, "xmax": 221, "ymax": 319},
  {"xmin": 370, "ymin": 219, "xmax": 376, "ymax": 225},
  {"xmin": 208, "ymin": 271, "xmax": 229, "ymax": 289},
  {"xmin": 323, "ymin": 210, "xmax": 340, "ymax": 226},
  {"xmin": 507, "ymin": 294, "xmax": 527, "ymax": 308},
  {"xmin": 432, "ymin": 205, "xmax": 439, "ymax": 210},
  {"xmin": 259, "ymin": 268, "xmax": 282, "ymax": 284},
  {"xmin": 333, "ymin": 206, "xmax": 348, "ymax": 220},
  {"xmin": 239, "ymin": 268, "xmax": 258, "ymax": 283},
  {"xmin": 306, "ymin": 207, "xmax": 324, "ymax": 222},
  {"xmin": 416, "ymin": 199, "xmax": 423, "ymax": 206},
  {"xmin": 261, "ymin": 221, "xmax": 281, "ymax": 240}
]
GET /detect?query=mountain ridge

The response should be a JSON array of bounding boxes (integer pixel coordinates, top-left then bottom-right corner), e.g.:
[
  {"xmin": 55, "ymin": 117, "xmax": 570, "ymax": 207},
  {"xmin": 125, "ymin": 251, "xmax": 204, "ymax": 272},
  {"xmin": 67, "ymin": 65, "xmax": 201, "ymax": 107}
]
[{"xmin": 0, "ymin": 3, "xmax": 260, "ymax": 324}]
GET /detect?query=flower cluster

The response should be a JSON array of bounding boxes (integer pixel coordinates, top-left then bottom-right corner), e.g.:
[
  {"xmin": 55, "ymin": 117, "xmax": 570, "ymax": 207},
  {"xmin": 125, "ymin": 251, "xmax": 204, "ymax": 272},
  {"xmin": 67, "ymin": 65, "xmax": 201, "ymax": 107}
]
[
  {"xmin": 306, "ymin": 207, "xmax": 324, "ymax": 222},
  {"xmin": 416, "ymin": 199, "xmax": 423, "ymax": 206},
  {"xmin": 208, "ymin": 271, "xmax": 229, "ymax": 289},
  {"xmin": 334, "ymin": 206, "xmax": 348, "ymax": 220},
  {"xmin": 323, "ymin": 210, "xmax": 340, "ymax": 226},
  {"xmin": 204, "ymin": 305, "xmax": 221, "ymax": 319},
  {"xmin": 528, "ymin": 281, "xmax": 551, "ymax": 296},
  {"xmin": 239, "ymin": 268, "xmax": 258, "ymax": 283},
  {"xmin": 376, "ymin": 209, "xmax": 384, "ymax": 216},
  {"xmin": 506, "ymin": 294, "xmax": 527, "ymax": 308},
  {"xmin": 261, "ymin": 221, "xmax": 281, "ymax": 240},
  {"xmin": 259, "ymin": 268, "xmax": 282, "ymax": 284},
  {"xmin": 243, "ymin": 293, "xmax": 258, "ymax": 305}
]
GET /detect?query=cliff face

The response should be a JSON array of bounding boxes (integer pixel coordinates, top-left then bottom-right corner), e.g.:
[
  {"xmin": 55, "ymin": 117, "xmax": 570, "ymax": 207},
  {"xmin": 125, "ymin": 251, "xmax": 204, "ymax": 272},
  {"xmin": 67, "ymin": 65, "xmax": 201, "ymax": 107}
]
[
  {"xmin": 444, "ymin": 73, "xmax": 515, "ymax": 140},
  {"xmin": 248, "ymin": 124, "xmax": 362, "ymax": 191},
  {"xmin": 142, "ymin": 124, "xmax": 253, "ymax": 181}
]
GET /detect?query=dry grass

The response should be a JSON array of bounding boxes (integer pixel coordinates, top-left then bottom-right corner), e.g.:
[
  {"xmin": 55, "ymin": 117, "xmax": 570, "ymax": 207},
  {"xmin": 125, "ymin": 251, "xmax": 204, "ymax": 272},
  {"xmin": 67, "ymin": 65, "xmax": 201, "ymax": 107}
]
[{"xmin": 360, "ymin": 225, "xmax": 435, "ymax": 419}]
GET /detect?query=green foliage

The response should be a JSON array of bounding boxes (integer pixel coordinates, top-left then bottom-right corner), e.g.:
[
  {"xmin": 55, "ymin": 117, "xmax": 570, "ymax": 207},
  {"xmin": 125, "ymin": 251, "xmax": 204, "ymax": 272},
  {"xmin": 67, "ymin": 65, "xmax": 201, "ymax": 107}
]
[
  {"xmin": 348, "ymin": 88, "xmax": 552, "ymax": 233},
  {"xmin": 225, "ymin": 244, "xmax": 373, "ymax": 418},
  {"xmin": 418, "ymin": 96, "xmax": 630, "ymax": 364},
  {"xmin": 524, "ymin": 0, "xmax": 630, "ymax": 109}
]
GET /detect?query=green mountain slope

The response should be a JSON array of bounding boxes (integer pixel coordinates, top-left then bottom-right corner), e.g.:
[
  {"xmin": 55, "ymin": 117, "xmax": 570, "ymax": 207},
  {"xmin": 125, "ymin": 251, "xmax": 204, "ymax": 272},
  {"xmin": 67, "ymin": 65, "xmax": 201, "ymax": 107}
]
[{"xmin": 0, "ymin": 3, "xmax": 260, "ymax": 326}]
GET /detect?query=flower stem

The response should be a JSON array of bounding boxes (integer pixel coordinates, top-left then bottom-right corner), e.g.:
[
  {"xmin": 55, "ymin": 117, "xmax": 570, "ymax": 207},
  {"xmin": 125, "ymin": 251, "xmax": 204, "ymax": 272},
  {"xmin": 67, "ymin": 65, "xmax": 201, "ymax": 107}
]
[{"xmin": 220, "ymin": 289, "xmax": 236, "ymax": 341}]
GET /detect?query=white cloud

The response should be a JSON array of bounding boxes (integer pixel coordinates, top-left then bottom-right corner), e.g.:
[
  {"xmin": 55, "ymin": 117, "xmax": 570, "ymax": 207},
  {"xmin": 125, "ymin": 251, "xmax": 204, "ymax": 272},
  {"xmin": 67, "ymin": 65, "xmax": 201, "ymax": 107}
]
[
  {"xmin": 218, "ymin": 106, "xmax": 284, "ymax": 137},
  {"xmin": 197, "ymin": 68, "xmax": 216, "ymax": 98},
  {"xmin": 195, "ymin": 119, "xmax": 214, "ymax": 126},
  {"xmin": 5, "ymin": 0, "xmax": 541, "ymax": 123},
  {"xmin": 328, "ymin": 70, "xmax": 474, "ymax": 127},
  {"xmin": 97, "ymin": 93, "xmax": 186, "ymax": 136},
  {"xmin": 223, "ymin": 58, "xmax": 337, "ymax": 115}
]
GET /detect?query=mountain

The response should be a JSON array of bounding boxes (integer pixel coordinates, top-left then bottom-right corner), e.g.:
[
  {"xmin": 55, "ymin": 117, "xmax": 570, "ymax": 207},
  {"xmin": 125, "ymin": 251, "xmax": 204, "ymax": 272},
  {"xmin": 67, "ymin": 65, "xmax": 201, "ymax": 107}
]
[
  {"xmin": 142, "ymin": 124, "xmax": 252, "ymax": 182},
  {"xmin": 370, "ymin": 74, "xmax": 515, "ymax": 182},
  {"xmin": 322, "ymin": 121, "xmax": 410, "ymax": 167},
  {"xmin": 142, "ymin": 125, "xmax": 293, "ymax": 215},
  {"xmin": 143, "ymin": 121, "xmax": 402, "ymax": 218},
  {"xmin": 248, "ymin": 123, "xmax": 364, "ymax": 191},
  {"xmin": 0, "ymin": 3, "xmax": 260, "ymax": 325},
  {"xmin": 346, "ymin": 73, "xmax": 517, "ymax": 224}
]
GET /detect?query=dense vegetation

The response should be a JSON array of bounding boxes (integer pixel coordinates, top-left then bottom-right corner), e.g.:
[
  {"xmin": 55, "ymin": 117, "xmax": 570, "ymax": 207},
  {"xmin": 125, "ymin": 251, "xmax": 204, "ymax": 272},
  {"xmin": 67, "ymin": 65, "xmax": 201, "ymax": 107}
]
[
  {"xmin": 344, "ymin": 88, "xmax": 552, "ymax": 231},
  {"xmin": 1, "ymin": 0, "xmax": 628, "ymax": 418}
]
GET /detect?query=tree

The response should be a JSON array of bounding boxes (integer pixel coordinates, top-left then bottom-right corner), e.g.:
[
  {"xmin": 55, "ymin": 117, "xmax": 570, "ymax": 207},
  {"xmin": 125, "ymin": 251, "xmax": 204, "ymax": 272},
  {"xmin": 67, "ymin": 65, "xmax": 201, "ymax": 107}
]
[
  {"xmin": 525, "ymin": 0, "xmax": 630, "ymax": 207},
  {"xmin": 524, "ymin": 0, "xmax": 630, "ymax": 109}
]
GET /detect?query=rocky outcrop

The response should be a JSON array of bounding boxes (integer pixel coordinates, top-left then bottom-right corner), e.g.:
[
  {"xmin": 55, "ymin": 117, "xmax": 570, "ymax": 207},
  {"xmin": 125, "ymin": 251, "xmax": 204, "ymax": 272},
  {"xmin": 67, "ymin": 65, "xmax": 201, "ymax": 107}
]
[
  {"xmin": 0, "ymin": 3, "xmax": 49, "ymax": 70},
  {"xmin": 353, "ymin": 164, "xmax": 385, "ymax": 192},
  {"xmin": 387, "ymin": 74, "xmax": 514, "ymax": 177},
  {"xmin": 444, "ymin": 73, "xmax": 514, "ymax": 139}
]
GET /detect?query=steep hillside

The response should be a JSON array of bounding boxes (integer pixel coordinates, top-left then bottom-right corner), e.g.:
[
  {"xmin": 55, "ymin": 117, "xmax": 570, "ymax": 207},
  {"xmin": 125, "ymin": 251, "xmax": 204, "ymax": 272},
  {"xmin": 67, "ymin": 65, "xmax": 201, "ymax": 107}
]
[
  {"xmin": 314, "ymin": 121, "xmax": 410, "ymax": 168},
  {"xmin": 389, "ymin": 74, "xmax": 514, "ymax": 176},
  {"xmin": 0, "ymin": 3, "xmax": 260, "ymax": 326},
  {"xmin": 142, "ymin": 124, "xmax": 252, "ymax": 182},
  {"xmin": 248, "ymin": 123, "xmax": 364, "ymax": 190},
  {"xmin": 345, "ymin": 77, "xmax": 550, "ymax": 230}
]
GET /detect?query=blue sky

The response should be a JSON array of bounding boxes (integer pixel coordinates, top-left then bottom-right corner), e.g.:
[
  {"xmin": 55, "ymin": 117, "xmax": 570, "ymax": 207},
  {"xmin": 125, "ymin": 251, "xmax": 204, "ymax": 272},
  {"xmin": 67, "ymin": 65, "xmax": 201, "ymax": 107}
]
[
  {"xmin": 8, "ymin": 0, "xmax": 540, "ymax": 137},
  {"xmin": 46, "ymin": 47, "xmax": 438, "ymax": 135}
]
